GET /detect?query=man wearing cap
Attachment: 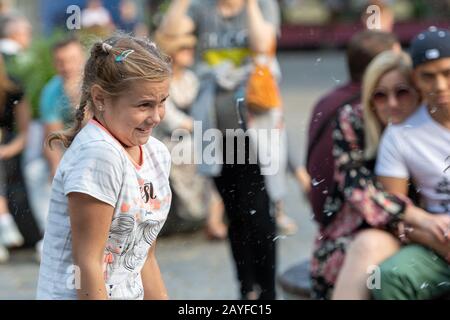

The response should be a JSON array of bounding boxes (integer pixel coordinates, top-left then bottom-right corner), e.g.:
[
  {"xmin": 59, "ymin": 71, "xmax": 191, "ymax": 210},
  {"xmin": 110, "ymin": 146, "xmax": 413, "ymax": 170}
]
[{"xmin": 372, "ymin": 27, "xmax": 450, "ymax": 300}]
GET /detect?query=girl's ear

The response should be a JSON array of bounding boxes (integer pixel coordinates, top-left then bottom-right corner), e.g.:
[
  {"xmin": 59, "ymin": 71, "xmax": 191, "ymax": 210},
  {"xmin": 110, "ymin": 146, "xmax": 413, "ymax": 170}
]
[{"xmin": 90, "ymin": 84, "xmax": 106, "ymax": 110}]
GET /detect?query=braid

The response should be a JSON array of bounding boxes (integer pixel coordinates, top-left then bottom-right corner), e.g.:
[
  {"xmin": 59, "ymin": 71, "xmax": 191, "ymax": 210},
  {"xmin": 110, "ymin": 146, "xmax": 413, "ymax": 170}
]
[{"xmin": 75, "ymin": 95, "xmax": 88, "ymax": 123}]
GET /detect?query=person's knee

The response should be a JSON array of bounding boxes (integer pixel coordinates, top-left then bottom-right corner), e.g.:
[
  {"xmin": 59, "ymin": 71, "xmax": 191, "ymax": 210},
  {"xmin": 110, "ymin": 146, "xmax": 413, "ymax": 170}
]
[{"xmin": 348, "ymin": 229, "xmax": 399, "ymax": 259}]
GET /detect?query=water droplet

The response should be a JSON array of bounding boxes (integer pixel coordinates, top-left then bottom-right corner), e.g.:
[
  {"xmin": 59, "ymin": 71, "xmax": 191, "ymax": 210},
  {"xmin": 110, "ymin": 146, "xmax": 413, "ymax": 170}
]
[
  {"xmin": 420, "ymin": 282, "xmax": 429, "ymax": 289},
  {"xmin": 249, "ymin": 210, "xmax": 256, "ymax": 215},
  {"xmin": 311, "ymin": 178, "xmax": 325, "ymax": 187},
  {"xmin": 13, "ymin": 100, "xmax": 18, "ymax": 105},
  {"xmin": 273, "ymin": 235, "xmax": 287, "ymax": 242},
  {"xmin": 331, "ymin": 76, "xmax": 341, "ymax": 84},
  {"xmin": 444, "ymin": 156, "xmax": 450, "ymax": 173},
  {"xmin": 314, "ymin": 57, "xmax": 322, "ymax": 65}
]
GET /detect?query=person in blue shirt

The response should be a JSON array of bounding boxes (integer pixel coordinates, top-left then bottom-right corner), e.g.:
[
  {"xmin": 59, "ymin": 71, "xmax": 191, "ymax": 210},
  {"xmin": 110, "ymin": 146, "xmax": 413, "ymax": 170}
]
[{"xmin": 40, "ymin": 36, "xmax": 85, "ymax": 179}]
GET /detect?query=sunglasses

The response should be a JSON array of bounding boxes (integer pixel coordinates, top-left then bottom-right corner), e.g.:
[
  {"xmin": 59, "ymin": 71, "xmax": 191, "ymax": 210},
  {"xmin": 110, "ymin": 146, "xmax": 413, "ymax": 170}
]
[{"xmin": 372, "ymin": 85, "xmax": 414, "ymax": 106}]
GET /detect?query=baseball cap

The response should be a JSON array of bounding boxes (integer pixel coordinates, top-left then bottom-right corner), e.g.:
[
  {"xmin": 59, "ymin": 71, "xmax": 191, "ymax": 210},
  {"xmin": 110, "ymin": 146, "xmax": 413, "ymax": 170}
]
[{"xmin": 409, "ymin": 26, "xmax": 450, "ymax": 68}]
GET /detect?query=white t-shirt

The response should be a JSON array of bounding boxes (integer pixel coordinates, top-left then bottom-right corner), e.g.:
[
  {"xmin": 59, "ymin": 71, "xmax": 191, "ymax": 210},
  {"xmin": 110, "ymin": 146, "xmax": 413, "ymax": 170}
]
[
  {"xmin": 37, "ymin": 120, "xmax": 172, "ymax": 300},
  {"xmin": 376, "ymin": 105, "xmax": 450, "ymax": 214}
]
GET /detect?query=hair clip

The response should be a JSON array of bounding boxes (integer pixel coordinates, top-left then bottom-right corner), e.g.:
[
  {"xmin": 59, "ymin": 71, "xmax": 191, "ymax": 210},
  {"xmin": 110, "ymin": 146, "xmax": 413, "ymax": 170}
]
[
  {"xmin": 102, "ymin": 43, "xmax": 112, "ymax": 53},
  {"xmin": 115, "ymin": 49, "xmax": 135, "ymax": 62}
]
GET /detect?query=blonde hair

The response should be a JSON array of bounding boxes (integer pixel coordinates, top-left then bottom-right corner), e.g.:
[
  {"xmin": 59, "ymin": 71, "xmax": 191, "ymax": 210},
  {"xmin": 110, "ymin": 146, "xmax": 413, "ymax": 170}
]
[
  {"xmin": 48, "ymin": 33, "xmax": 172, "ymax": 148},
  {"xmin": 362, "ymin": 50, "xmax": 413, "ymax": 159}
]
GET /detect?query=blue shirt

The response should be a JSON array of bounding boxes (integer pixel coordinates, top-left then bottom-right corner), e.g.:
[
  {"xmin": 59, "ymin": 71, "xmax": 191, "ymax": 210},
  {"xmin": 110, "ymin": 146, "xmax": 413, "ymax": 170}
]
[{"xmin": 40, "ymin": 76, "xmax": 74, "ymax": 127}]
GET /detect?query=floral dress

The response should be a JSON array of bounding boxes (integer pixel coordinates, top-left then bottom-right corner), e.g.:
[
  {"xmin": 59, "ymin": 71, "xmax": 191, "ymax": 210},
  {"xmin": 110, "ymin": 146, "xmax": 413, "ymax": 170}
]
[{"xmin": 310, "ymin": 103, "xmax": 409, "ymax": 299}]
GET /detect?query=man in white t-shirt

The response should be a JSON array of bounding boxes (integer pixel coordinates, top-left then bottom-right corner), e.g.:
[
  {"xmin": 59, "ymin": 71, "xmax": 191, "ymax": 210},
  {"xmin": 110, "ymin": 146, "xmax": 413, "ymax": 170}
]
[{"xmin": 372, "ymin": 27, "xmax": 450, "ymax": 300}]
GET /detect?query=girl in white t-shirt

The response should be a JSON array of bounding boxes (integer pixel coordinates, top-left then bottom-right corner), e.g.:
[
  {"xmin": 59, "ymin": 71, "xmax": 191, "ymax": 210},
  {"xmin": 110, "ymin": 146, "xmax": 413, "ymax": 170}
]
[{"xmin": 36, "ymin": 34, "xmax": 172, "ymax": 300}]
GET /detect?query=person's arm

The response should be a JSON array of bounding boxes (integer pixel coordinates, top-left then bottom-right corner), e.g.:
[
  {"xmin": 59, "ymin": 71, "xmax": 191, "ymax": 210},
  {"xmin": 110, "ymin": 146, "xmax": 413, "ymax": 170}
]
[
  {"xmin": 377, "ymin": 176, "xmax": 408, "ymax": 195},
  {"xmin": 43, "ymin": 122, "xmax": 64, "ymax": 179},
  {"xmin": 246, "ymin": 0, "xmax": 277, "ymax": 53},
  {"xmin": 329, "ymin": 105, "xmax": 406, "ymax": 228},
  {"xmin": 159, "ymin": 0, "xmax": 194, "ymax": 35},
  {"xmin": 68, "ymin": 192, "xmax": 114, "ymax": 300},
  {"xmin": 295, "ymin": 166, "xmax": 311, "ymax": 195},
  {"xmin": 0, "ymin": 99, "xmax": 30, "ymax": 159},
  {"xmin": 406, "ymin": 226, "xmax": 450, "ymax": 263},
  {"xmin": 141, "ymin": 240, "xmax": 169, "ymax": 300},
  {"xmin": 378, "ymin": 176, "xmax": 450, "ymax": 244}
]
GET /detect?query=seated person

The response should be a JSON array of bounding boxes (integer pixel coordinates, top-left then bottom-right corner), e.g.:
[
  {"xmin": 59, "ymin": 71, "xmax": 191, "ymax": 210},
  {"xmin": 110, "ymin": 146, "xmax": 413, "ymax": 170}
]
[
  {"xmin": 372, "ymin": 28, "xmax": 450, "ymax": 300},
  {"xmin": 331, "ymin": 50, "xmax": 421, "ymax": 299}
]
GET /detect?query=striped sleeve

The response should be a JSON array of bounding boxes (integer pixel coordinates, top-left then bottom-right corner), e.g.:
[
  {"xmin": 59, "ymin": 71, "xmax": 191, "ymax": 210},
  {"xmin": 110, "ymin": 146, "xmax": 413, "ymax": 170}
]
[{"xmin": 62, "ymin": 141, "xmax": 124, "ymax": 208}]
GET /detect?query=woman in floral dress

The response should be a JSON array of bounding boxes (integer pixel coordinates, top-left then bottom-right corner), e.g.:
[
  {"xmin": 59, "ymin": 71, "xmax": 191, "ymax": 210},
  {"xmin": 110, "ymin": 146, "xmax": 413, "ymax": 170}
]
[{"xmin": 310, "ymin": 51, "xmax": 424, "ymax": 299}]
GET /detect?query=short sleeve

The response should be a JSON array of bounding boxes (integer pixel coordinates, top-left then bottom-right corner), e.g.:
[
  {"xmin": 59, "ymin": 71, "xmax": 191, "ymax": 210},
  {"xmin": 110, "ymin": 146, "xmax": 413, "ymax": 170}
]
[
  {"xmin": 62, "ymin": 141, "xmax": 124, "ymax": 208},
  {"xmin": 258, "ymin": 0, "xmax": 281, "ymax": 34},
  {"xmin": 375, "ymin": 126, "xmax": 409, "ymax": 179},
  {"xmin": 40, "ymin": 85, "xmax": 56, "ymax": 123},
  {"xmin": 39, "ymin": 79, "xmax": 66, "ymax": 124},
  {"xmin": 187, "ymin": 1, "xmax": 200, "ymax": 25}
]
